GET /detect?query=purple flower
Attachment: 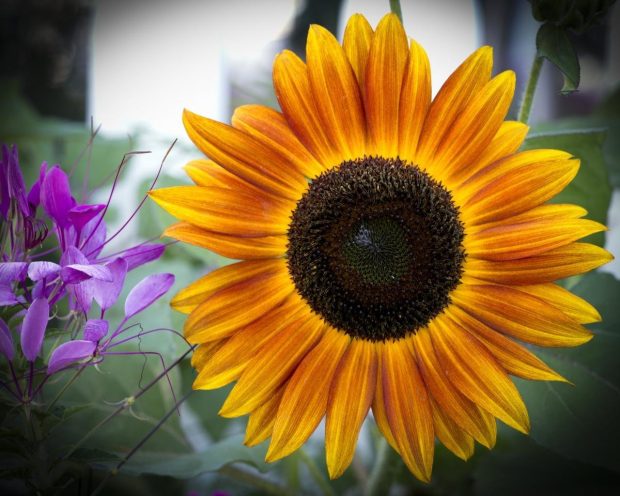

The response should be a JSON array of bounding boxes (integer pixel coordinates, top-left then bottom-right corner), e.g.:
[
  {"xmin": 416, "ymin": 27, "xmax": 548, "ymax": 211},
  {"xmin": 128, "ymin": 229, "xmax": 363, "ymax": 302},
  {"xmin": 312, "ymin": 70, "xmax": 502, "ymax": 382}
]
[
  {"xmin": 47, "ymin": 340, "xmax": 96, "ymax": 375},
  {"xmin": 0, "ymin": 318, "xmax": 14, "ymax": 361},
  {"xmin": 60, "ymin": 246, "xmax": 112, "ymax": 313},
  {"xmin": 40, "ymin": 165, "xmax": 75, "ymax": 229},
  {"xmin": 83, "ymin": 319, "xmax": 109, "ymax": 342},
  {"xmin": 68, "ymin": 204, "xmax": 106, "ymax": 232},
  {"xmin": 124, "ymin": 273, "xmax": 175, "ymax": 320},
  {"xmin": 26, "ymin": 162, "xmax": 48, "ymax": 210},
  {"xmin": 106, "ymin": 244, "xmax": 166, "ymax": 271},
  {"xmin": 2, "ymin": 144, "xmax": 29, "ymax": 218},
  {"xmin": 21, "ymin": 298, "xmax": 49, "ymax": 362},
  {"xmin": 92, "ymin": 258, "xmax": 127, "ymax": 311},
  {"xmin": 0, "ymin": 262, "xmax": 28, "ymax": 306}
]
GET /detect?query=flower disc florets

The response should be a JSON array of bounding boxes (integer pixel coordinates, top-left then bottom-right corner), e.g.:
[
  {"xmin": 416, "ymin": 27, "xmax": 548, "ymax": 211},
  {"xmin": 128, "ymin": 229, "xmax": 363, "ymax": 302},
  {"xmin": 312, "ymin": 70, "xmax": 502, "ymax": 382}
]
[{"xmin": 287, "ymin": 157, "xmax": 466, "ymax": 341}]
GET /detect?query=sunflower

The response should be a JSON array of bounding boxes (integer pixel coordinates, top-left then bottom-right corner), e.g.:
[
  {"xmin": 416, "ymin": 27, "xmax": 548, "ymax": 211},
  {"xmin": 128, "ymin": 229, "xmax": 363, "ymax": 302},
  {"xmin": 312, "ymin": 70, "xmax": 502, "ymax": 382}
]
[{"xmin": 150, "ymin": 13, "xmax": 612, "ymax": 482}]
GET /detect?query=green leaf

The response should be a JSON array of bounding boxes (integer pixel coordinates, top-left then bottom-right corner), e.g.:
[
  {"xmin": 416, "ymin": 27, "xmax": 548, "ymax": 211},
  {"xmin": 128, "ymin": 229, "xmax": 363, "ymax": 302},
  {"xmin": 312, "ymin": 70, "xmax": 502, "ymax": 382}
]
[
  {"xmin": 522, "ymin": 128, "xmax": 611, "ymax": 246},
  {"xmin": 113, "ymin": 434, "xmax": 268, "ymax": 478},
  {"xmin": 536, "ymin": 22, "xmax": 580, "ymax": 94},
  {"xmin": 514, "ymin": 271, "xmax": 620, "ymax": 473}
]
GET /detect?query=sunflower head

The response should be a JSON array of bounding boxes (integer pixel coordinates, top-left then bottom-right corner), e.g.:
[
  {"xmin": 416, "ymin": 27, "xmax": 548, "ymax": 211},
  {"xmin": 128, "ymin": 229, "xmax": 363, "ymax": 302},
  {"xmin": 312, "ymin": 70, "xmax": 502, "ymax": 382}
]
[{"xmin": 150, "ymin": 12, "xmax": 612, "ymax": 483}]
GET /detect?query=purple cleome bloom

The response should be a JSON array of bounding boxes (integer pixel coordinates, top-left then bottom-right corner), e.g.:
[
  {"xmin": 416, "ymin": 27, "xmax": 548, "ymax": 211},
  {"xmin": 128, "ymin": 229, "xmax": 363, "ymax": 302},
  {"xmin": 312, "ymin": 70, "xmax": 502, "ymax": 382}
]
[{"xmin": 0, "ymin": 143, "xmax": 175, "ymax": 397}]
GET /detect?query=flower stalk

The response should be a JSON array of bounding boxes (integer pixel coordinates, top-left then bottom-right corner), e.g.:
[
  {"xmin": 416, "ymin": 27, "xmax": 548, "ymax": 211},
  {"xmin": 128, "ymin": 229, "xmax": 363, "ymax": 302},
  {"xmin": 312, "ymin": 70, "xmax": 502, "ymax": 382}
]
[{"xmin": 517, "ymin": 54, "xmax": 544, "ymax": 124}]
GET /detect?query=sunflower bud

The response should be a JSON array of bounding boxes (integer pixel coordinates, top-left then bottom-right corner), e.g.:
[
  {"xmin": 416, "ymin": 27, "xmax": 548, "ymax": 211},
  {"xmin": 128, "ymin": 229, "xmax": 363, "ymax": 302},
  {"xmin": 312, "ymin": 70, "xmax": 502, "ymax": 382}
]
[{"xmin": 529, "ymin": 0, "xmax": 616, "ymax": 33}]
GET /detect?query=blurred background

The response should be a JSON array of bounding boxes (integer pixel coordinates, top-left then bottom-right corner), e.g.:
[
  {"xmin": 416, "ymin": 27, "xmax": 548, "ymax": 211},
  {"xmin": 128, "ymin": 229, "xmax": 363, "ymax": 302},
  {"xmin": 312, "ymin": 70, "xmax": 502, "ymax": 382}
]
[
  {"xmin": 1, "ymin": 0, "xmax": 619, "ymax": 274},
  {"xmin": 1, "ymin": 1, "xmax": 620, "ymax": 495}
]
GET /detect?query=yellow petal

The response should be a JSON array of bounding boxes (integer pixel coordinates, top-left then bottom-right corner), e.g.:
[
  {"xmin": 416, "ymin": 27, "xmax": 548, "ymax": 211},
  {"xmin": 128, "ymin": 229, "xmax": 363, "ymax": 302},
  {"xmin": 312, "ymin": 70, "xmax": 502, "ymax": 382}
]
[
  {"xmin": 448, "ymin": 121, "xmax": 529, "ymax": 184},
  {"xmin": 325, "ymin": 339, "xmax": 377, "ymax": 479},
  {"xmin": 398, "ymin": 39, "xmax": 431, "ymax": 163},
  {"xmin": 467, "ymin": 204, "xmax": 588, "ymax": 235},
  {"xmin": 518, "ymin": 283, "xmax": 601, "ymax": 324},
  {"xmin": 149, "ymin": 185, "xmax": 292, "ymax": 237},
  {"xmin": 163, "ymin": 222, "xmax": 287, "ymax": 260},
  {"xmin": 417, "ymin": 46, "xmax": 493, "ymax": 167},
  {"xmin": 184, "ymin": 259, "xmax": 293, "ymax": 343},
  {"xmin": 466, "ymin": 242, "xmax": 613, "ymax": 285},
  {"xmin": 465, "ymin": 218, "xmax": 606, "ymax": 261},
  {"xmin": 266, "ymin": 328, "xmax": 350, "ymax": 461},
  {"xmin": 273, "ymin": 50, "xmax": 340, "ymax": 167},
  {"xmin": 245, "ymin": 386, "xmax": 285, "ymax": 447},
  {"xmin": 190, "ymin": 340, "xmax": 226, "ymax": 370},
  {"xmin": 171, "ymin": 260, "xmax": 274, "ymax": 314},
  {"xmin": 232, "ymin": 104, "xmax": 324, "ymax": 179},
  {"xmin": 431, "ymin": 398, "xmax": 475, "ymax": 461},
  {"xmin": 364, "ymin": 13, "xmax": 409, "ymax": 156},
  {"xmin": 449, "ymin": 306, "xmax": 567, "ymax": 382},
  {"xmin": 413, "ymin": 327, "xmax": 497, "ymax": 448},
  {"xmin": 306, "ymin": 24, "xmax": 366, "ymax": 160},
  {"xmin": 183, "ymin": 159, "xmax": 264, "ymax": 194},
  {"xmin": 183, "ymin": 109, "xmax": 307, "ymax": 200},
  {"xmin": 436, "ymin": 71, "xmax": 515, "ymax": 183},
  {"xmin": 452, "ymin": 283, "xmax": 593, "ymax": 347},
  {"xmin": 380, "ymin": 339, "xmax": 434, "ymax": 482},
  {"xmin": 458, "ymin": 151, "xmax": 579, "ymax": 225},
  {"xmin": 343, "ymin": 14, "xmax": 374, "ymax": 91},
  {"xmin": 192, "ymin": 295, "xmax": 308, "ymax": 390},
  {"xmin": 371, "ymin": 357, "xmax": 399, "ymax": 452},
  {"xmin": 219, "ymin": 314, "xmax": 326, "ymax": 417},
  {"xmin": 430, "ymin": 315, "xmax": 530, "ymax": 434}
]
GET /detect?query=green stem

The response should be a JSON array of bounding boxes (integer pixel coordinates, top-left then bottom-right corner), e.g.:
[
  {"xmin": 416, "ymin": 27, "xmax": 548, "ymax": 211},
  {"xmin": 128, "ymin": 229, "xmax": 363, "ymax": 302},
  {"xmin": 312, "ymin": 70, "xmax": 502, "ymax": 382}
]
[
  {"xmin": 389, "ymin": 0, "xmax": 403, "ymax": 22},
  {"xmin": 517, "ymin": 55, "xmax": 544, "ymax": 124},
  {"xmin": 90, "ymin": 390, "xmax": 193, "ymax": 496},
  {"xmin": 365, "ymin": 437, "xmax": 397, "ymax": 496},
  {"xmin": 46, "ymin": 365, "xmax": 86, "ymax": 412},
  {"xmin": 63, "ymin": 346, "xmax": 194, "ymax": 460},
  {"xmin": 298, "ymin": 449, "xmax": 337, "ymax": 496}
]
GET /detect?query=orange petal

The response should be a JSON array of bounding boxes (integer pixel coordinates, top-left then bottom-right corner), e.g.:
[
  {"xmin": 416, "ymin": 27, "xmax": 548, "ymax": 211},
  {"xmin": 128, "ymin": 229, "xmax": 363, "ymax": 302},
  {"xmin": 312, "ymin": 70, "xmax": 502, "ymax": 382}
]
[
  {"xmin": 417, "ymin": 46, "xmax": 493, "ymax": 167},
  {"xmin": 398, "ymin": 39, "xmax": 431, "ymax": 164},
  {"xmin": 273, "ymin": 50, "xmax": 340, "ymax": 167},
  {"xmin": 183, "ymin": 109, "xmax": 307, "ymax": 200},
  {"xmin": 466, "ymin": 242, "xmax": 613, "ymax": 285},
  {"xmin": 380, "ymin": 339, "xmax": 434, "ymax": 482},
  {"xmin": 435, "ymin": 71, "xmax": 516, "ymax": 182},
  {"xmin": 430, "ymin": 315, "xmax": 530, "ymax": 434},
  {"xmin": 171, "ymin": 260, "xmax": 273, "ymax": 314},
  {"xmin": 458, "ymin": 150, "xmax": 579, "ymax": 225},
  {"xmin": 413, "ymin": 328, "xmax": 497, "ymax": 448},
  {"xmin": 306, "ymin": 24, "xmax": 366, "ymax": 161},
  {"xmin": 343, "ymin": 14, "xmax": 374, "ymax": 92},
  {"xmin": 232, "ymin": 104, "xmax": 324, "ymax": 179},
  {"xmin": 371, "ymin": 357, "xmax": 399, "ymax": 452},
  {"xmin": 518, "ymin": 283, "xmax": 601, "ymax": 324},
  {"xmin": 465, "ymin": 218, "xmax": 606, "ymax": 261},
  {"xmin": 448, "ymin": 121, "xmax": 529, "ymax": 184},
  {"xmin": 163, "ymin": 222, "xmax": 287, "ymax": 260},
  {"xmin": 449, "ymin": 306, "xmax": 566, "ymax": 382},
  {"xmin": 192, "ymin": 295, "xmax": 308, "ymax": 390},
  {"xmin": 190, "ymin": 340, "xmax": 226, "ymax": 370},
  {"xmin": 245, "ymin": 386, "xmax": 285, "ymax": 447},
  {"xmin": 266, "ymin": 328, "xmax": 350, "ymax": 461},
  {"xmin": 149, "ymin": 185, "xmax": 292, "ymax": 237},
  {"xmin": 467, "ymin": 204, "xmax": 588, "ymax": 235},
  {"xmin": 364, "ymin": 13, "xmax": 409, "ymax": 156},
  {"xmin": 452, "ymin": 283, "xmax": 593, "ymax": 347},
  {"xmin": 219, "ymin": 314, "xmax": 326, "ymax": 418},
  {"xmin": 431, "ymin": 399, "xmax": 475, "ymax": 461},
  {"xmin": 183, "ymin": 159, "xmax": 263, "ymax": 195},
  {"xmin": 325, "ymin": 339, "xmax": 377, "ymax": 479},
  {"xmin": 184, "ymin": 259, "xmax": 293, "ymax": 343}
]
